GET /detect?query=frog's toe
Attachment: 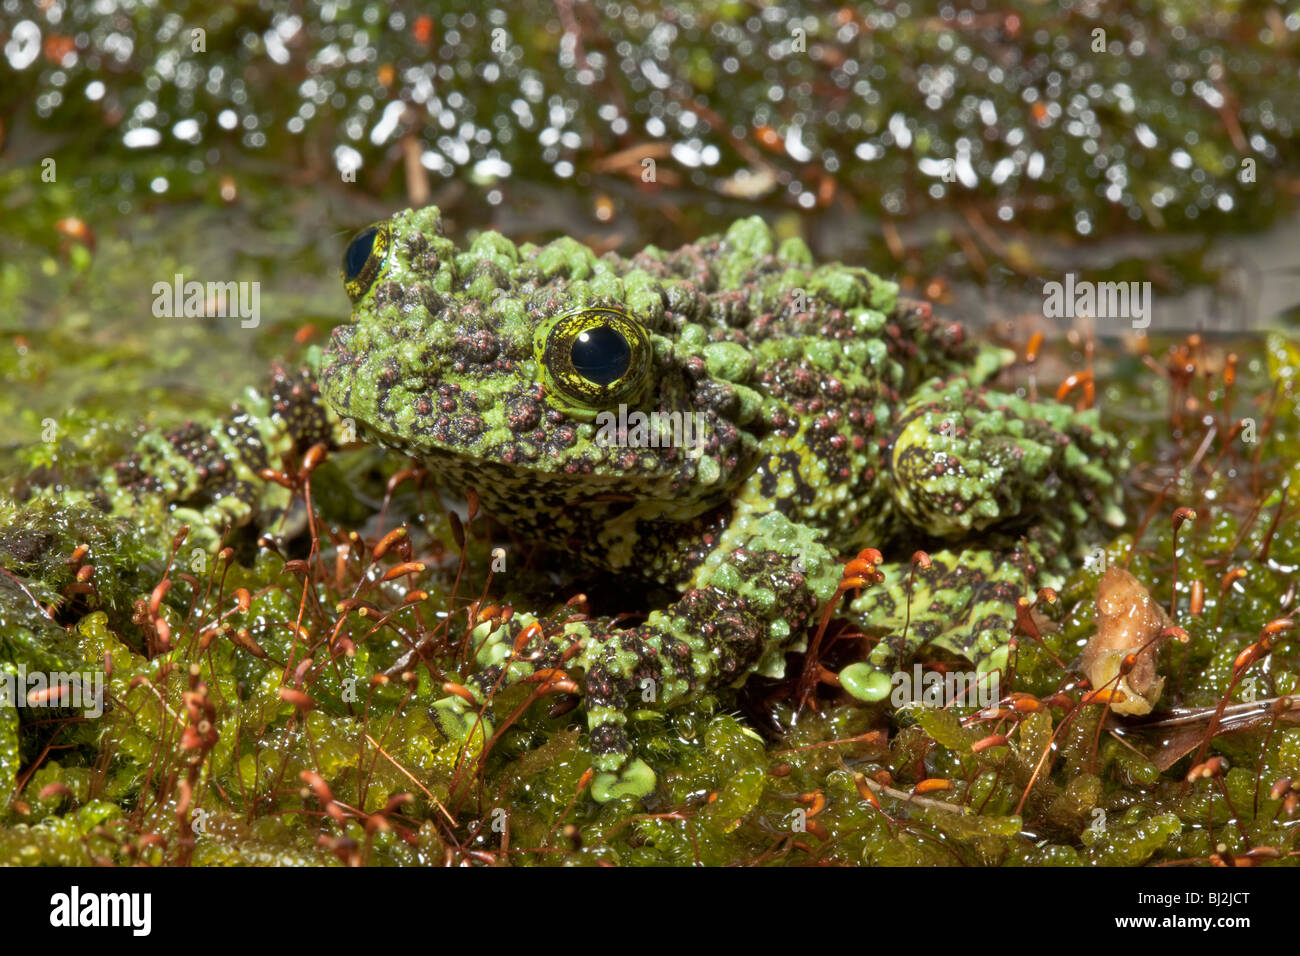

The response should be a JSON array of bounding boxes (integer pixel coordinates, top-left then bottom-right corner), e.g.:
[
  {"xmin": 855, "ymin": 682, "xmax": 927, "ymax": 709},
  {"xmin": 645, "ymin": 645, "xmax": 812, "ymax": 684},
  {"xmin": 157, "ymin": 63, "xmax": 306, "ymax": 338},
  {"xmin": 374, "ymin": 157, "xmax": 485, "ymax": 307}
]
[
  {"xmin": 837, "ymin": 662, "xmax": 894, "ymax": 702},
  {"xmin": 591, "ymin": 758, "xmax": 657, "ymax": 803}
]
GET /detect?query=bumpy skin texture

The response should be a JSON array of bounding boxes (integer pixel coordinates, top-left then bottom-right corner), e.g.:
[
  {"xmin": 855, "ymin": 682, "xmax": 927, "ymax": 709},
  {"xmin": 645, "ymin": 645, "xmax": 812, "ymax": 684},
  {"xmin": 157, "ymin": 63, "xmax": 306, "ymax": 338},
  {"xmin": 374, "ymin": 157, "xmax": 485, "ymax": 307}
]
[{"xmin": 95, "ymin": 207, "xmax": 1124, "ymax": 799}]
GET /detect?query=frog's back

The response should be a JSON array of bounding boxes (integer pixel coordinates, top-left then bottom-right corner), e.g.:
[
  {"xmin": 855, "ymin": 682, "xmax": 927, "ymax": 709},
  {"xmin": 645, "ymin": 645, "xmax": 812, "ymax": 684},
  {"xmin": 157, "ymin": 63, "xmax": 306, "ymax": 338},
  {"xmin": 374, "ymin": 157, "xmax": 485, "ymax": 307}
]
[{"xmin": 625, "ymin": 218, "xmax": 979, "ymax": 550}]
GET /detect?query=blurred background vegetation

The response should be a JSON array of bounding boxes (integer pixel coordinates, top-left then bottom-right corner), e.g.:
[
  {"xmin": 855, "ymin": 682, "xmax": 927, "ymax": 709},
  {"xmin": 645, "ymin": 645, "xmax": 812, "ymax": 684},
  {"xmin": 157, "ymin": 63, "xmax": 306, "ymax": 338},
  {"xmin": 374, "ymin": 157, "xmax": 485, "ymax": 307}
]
[{"xmin": 3, "ymin": 0, "xmax": 1299, "ymax": 357}]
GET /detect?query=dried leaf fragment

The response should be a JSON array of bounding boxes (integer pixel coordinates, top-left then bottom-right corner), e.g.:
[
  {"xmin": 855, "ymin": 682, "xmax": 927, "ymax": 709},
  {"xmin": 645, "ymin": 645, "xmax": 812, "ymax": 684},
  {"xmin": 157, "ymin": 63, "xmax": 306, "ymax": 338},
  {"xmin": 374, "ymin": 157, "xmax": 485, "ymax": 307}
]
[{"xmin": 1083, "ymin": 567, "xmax": 1169, "ymax": 716}]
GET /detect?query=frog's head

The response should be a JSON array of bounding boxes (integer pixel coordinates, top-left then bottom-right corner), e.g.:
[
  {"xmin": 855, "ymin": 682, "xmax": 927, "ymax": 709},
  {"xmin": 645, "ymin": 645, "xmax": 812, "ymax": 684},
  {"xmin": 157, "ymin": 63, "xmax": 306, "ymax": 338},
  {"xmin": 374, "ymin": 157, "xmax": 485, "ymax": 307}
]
[{"xmin": 320, "ymin": 207, "xmax": 760, "ymax": 532}]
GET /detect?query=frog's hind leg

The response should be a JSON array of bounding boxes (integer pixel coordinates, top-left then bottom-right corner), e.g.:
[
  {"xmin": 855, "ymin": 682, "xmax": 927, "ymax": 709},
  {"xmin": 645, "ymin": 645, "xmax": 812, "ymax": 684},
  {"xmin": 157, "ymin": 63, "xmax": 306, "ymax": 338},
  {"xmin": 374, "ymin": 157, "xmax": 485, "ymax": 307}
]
[
  {"xmin": 847, "ymin": 374, "xmax": 1124, "ymax": 688},
  {"xmin": 887, "ymin": 375, "xmax": 1123, "ymax": 542},
  {"xmin": 458, "ymin": 510, "xmax": 843, "ymax": 801}
]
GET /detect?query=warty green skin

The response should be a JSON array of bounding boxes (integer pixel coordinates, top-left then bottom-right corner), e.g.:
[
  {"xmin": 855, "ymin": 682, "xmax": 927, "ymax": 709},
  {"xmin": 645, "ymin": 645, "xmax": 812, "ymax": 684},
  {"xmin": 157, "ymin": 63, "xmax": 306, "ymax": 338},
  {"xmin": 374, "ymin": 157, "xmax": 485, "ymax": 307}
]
[{"xmin": 87, "ymin": 207, "xmax": 1125, "ymax": 800}]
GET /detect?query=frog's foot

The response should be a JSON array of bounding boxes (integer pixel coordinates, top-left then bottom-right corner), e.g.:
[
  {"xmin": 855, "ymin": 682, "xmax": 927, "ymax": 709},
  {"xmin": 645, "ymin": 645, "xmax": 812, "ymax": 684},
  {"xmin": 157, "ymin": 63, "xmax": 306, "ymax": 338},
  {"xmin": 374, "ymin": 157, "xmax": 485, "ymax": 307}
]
[
  {"xmin": 842, "ymin": 374, "xmax": 1124, "ymax": 695},
  {"xmin": 577, "ymin": 510, "xmax": 843, "ymax": 798},
  {"xmin": 449, "ymin": 638, "xmax": 655, "ymax": 802},
  {"xmin": 887, "ymin": 375, "xmax": 1124, "ymax": 539},
  {"xmin": 844, "ymin": 545, "xmax": 1029, "ymax": 700}
]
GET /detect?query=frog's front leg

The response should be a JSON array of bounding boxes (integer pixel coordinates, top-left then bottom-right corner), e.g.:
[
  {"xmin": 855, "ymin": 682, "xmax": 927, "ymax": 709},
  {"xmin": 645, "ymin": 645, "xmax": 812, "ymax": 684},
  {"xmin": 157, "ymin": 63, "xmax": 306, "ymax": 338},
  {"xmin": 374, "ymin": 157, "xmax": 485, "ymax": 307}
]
[
  {"xmin": 847, "ymin": 375, "xmax": 1124, "ymax": 692},
  {"xmin": 461, "ymin": 510, "xmax": 844, "ymax": 801},
  {"xmin": 101, "ymin": 362, "xmax": 343, "ymax": 551}
]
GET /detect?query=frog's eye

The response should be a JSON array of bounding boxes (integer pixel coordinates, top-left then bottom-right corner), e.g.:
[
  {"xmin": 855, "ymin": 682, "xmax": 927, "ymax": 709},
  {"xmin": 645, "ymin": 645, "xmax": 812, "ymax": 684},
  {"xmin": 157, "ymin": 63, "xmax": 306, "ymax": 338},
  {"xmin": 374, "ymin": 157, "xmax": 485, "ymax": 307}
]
[
  {"xmin": 341, "ymin": 222, "xmax": 390, "ymax": 301},
  {"xmin": 571, "ymin": 325, "xmax": 631, "ymax": 385},
  {"xmin": 539, "ymin": 308, "xmax": 651, "ymax": 408}
]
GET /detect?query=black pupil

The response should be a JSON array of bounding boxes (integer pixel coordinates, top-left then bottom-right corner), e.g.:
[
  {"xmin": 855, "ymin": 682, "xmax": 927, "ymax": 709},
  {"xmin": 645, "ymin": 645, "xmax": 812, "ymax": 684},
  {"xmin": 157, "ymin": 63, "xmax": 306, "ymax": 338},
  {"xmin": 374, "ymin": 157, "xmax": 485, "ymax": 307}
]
[
  {"xmin": 571, "ymin": 325, "xmax": 631, "ymax": 386},
  {"xmin": 344, "ymin": 227, "xmax": 377, "ymax": 282}
]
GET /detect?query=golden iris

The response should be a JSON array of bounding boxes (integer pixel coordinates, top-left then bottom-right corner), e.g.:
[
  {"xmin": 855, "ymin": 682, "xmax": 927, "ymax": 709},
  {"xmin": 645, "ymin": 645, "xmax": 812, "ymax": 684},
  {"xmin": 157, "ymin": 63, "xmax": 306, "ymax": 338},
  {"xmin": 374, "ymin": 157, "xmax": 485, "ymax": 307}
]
[{"xmin": 537, "ymin": 307, "xmax": 651, "ymax": 408}]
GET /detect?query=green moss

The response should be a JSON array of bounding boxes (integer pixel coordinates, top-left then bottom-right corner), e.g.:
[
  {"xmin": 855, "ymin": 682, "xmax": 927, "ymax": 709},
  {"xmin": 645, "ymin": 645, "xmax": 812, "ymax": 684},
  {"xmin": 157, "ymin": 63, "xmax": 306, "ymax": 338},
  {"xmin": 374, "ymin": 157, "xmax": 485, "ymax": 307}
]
[{"xmin": 2, "ymin": 309, "xmax": 1297, "ymax": 867}]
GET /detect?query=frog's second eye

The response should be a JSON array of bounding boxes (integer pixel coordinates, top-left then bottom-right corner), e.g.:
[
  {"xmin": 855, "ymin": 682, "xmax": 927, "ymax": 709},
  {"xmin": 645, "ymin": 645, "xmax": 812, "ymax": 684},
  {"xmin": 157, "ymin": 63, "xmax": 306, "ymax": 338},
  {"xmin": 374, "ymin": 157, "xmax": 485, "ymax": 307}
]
[
  {"xmin": 539, "ymin": 308, "xmax": 650, "ymax": 408},
  {"xmin": 341, "ymin": 223, "xmax": 390, "ymax": 301}
]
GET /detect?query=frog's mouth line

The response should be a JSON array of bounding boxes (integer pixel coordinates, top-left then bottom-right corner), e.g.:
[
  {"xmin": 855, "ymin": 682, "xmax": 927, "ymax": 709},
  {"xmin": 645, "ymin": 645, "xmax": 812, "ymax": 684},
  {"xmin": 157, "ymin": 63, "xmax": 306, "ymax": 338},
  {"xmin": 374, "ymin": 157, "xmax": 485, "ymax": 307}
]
[{"xmin": 358, "ymin": 424, "xmax": 681, "ymax": 492}]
